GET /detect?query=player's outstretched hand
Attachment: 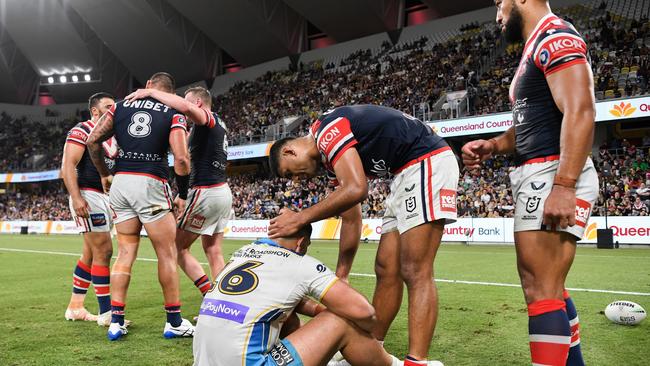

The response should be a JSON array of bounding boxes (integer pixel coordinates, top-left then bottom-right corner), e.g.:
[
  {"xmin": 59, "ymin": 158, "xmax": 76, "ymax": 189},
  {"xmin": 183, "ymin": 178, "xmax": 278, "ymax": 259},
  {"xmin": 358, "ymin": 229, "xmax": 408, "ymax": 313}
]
[
  {"xmin": 72, "ymin": 196, "xmax": 90, "ymax": 218},
  {"xmin": 100, "ymin": 175, "xmax": 113, "ymax": 194},
  {"xmin": 461, "ymin": 139, "xmax": 494, "ymax": 169},
  {"xmin": 268, "ymin": 208, "xmax": 302, "ymax": 239},
  {"xmin": 543, "ymin": 185, "xmax": 577, "ymax": 229},
  {"xmin": 124, "ymin": 88, "xmax": 152, "ymax": 102}
]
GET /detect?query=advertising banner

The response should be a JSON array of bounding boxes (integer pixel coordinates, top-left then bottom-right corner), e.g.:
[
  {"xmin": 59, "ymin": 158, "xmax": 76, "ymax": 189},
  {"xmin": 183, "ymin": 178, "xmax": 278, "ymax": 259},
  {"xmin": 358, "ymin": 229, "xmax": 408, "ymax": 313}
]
[
  {"xmin": 1, "ymin": 217, "xmax": 649, "ymax": 244},
  {"xmin": 429, "ymin": 96, "xmax": 650, "ymax": 138},
  {"xmin": 0, "ymin": 170, "xmax": 61, "ymax": 183},
  {"xmin": 227, "ymin": 142, "xmax": 274, "ymax": 161}
]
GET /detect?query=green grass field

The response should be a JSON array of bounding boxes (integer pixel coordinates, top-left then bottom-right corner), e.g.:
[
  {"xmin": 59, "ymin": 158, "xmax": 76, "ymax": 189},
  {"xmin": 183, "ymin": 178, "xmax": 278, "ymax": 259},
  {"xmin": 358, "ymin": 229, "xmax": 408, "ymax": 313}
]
[{"xmin": 0, "ymin": 234, "xmax": 648, "ymax": 366}]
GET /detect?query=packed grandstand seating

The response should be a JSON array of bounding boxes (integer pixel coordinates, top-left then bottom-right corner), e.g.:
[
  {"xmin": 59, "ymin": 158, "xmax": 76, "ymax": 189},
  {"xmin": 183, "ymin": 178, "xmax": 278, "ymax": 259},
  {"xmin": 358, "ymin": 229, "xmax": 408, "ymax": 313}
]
[
  {"xmin": 3, "ymin": 139, "xmax": 648, "ymax": 221},
  {"xmin": 1, "ymin": 1, "xmax": 650, "ymax": 222}
]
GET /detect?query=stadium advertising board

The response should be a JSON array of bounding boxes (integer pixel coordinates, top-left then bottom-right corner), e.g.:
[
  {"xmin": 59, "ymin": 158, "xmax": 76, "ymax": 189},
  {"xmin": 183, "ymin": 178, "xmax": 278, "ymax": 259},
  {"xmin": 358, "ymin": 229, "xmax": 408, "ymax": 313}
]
[
  {"xmin": 4, "ymin": 217, "xmax": 648, "ymax": 244},
  {"xmin": 227, "ymin": 142, "xmax": 274, "ymax": 161},
  {"xmin": 429, "ymin": 96, "xmax": 650, "ymax": 138},
  {"xmin": 0, "ymin": 169, "xmax": 60, "ymax": 183}
]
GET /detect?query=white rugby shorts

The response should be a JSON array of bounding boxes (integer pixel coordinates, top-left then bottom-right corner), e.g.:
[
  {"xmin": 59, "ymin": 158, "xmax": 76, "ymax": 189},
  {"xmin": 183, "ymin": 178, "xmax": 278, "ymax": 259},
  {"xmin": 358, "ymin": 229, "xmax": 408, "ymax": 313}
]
[
  {"xmin": 69, "ymin": 189, "xmax": 113, "ymax": 233},
  {"xmin": 382, "ymin": 148, "xmax": 459, "ymax": 234},
  {"xmin": 510, "ymin": 156, "xmax": 599, "ymax": 239},
  {"xmin": 109, "ymin": 173, "xmax": 174, "ymax": 224},
  {"xmin": 178, "ymin": 183, "xmax": 232, "ymax": 236}
]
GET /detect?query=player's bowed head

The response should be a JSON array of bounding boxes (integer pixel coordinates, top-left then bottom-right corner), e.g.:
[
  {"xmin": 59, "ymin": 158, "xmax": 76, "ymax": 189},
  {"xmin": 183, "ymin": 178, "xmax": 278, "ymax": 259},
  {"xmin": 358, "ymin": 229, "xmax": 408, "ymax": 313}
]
[
  {"xmin": 273, "ymin": 218, "xmax": 313, "ymax": 256},
  {"xmin": 269, "ymin": 137, "xmax": 321, "ymax": 181}
]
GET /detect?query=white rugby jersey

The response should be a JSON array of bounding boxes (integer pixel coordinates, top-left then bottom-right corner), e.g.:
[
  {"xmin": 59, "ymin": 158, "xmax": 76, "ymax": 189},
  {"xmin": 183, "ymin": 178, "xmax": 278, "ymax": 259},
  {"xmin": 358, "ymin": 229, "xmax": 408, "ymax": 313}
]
[{"xmin": 193, "ymin": 239, "xmax": 338, "ymax": 366}]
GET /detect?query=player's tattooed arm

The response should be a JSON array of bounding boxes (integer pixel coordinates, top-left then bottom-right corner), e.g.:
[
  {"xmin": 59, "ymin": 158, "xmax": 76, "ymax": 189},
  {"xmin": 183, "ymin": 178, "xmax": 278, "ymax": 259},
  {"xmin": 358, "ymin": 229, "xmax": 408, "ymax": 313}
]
[{"xmin": 87, "ymin": 112, "xmax": 114, "ymax": 178}]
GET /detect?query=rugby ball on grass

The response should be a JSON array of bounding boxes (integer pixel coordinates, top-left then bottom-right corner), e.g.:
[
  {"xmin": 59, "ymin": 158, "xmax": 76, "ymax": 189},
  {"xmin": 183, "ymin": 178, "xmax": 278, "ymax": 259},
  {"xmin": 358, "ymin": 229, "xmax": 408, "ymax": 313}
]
[{"xmin": 604, "ymin": 301, "xmax": 646, "ymax": 325}]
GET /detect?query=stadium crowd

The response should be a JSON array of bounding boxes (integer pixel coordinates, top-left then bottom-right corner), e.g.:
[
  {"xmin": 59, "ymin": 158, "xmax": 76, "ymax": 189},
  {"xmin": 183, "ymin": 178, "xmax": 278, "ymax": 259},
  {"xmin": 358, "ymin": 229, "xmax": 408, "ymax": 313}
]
[
  {"xmin": 1, "ymin": 3, "xmax": 650, "ymax": 221},
  {"xmin": 4, "ymin": 139, "xmax": 647, "ymax": 221},
  {"xmin": 1, "ymin": 5, "xmax": 648, "ymax": 158},
  {"xmin": 594, "ymin": 137, "xmax": 650, "ymax": 216},
  {"xmin": 0, "ymin": 184, "xmax": 71, "ymax": 221}
]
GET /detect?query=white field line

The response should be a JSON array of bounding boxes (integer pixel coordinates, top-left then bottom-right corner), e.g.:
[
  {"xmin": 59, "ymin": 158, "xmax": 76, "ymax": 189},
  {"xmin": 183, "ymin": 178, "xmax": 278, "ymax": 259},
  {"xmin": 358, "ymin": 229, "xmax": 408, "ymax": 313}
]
[{"xmin": 1, "ymin": 247, "xmax": 649, "ymax": 296}]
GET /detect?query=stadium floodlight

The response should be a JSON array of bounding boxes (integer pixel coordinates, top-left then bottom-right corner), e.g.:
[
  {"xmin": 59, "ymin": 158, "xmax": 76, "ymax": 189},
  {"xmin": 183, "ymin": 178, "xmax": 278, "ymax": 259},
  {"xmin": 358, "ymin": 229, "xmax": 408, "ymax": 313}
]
[
  {"xmin": 47, "ymin": 76, "xmax": 54, "ymax": 84},
  {"xmin": 84, "ymin": 74, "xmax": 91, "ymax": 81},
  {"xmin": 72, "ymin": 75, "xmax": 79, "ymax": 82},
  {"xmin": 59, "ymin": 75, "xmax": 67, "ymax": 83}
]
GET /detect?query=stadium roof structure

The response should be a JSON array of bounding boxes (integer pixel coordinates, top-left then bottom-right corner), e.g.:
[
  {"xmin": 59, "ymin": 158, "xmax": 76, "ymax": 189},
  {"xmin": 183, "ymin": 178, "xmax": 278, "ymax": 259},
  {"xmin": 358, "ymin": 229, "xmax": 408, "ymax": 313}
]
[{"xmin": 0, "ymin": 0, "xmax": 492, "ymax": 104}]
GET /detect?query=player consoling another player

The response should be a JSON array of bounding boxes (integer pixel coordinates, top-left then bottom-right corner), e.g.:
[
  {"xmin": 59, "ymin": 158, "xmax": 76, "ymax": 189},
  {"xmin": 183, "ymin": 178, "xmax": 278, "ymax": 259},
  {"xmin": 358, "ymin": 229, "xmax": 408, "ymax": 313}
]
[
  {"xmin": 268, "ymin": 105, "xmax": 457, "ymax": 366},
  {"xmin": 61, "ymin": 0, "xmax": 599, "ymax": 363}
]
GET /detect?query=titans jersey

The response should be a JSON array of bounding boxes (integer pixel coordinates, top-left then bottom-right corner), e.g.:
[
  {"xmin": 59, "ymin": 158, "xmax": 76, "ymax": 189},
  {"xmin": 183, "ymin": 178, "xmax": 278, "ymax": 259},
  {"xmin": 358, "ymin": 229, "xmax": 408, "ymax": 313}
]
[
  {"xmin": 509, "ymin": 14, "xmax": 590, "ymax": 165},
  {"xmin": 66, "ymin": 120, "xmax": 118, "ymax": 192},
  {"xmin": 189, "ymin": 112, "xmax": 228, "ymax": 187},
  {"xmin": 310, "ymin": 105, "xmax": 448, "ymax": 181},
  {"xmin": 107, "ymin": 97, "xmax": 187, "ymax": 180},
  {"xmin": 193, "ymin": 239, "xmax": 337, "ymax": 366}
]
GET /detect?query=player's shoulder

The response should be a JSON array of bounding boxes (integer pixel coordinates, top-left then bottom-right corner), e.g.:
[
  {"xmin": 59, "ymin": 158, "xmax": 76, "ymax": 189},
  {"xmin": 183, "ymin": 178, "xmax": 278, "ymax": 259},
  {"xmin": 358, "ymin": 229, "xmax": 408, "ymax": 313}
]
[
  {"xmin": 69, "ymin": 120, "xmax": 93, "ymax": 134},
  {"xmin": 213, "ymin": 112, "xmax": 228, "ymax": 132},
  {"xmin": 297, "ymin": 253, "xmax": 332, "ymax": 277},
  {"xmin": 536, "ymin": 16, "xmax": 583, "ymax": 41},
  {"xmin": 532, "ymin": 16, "xmax": 588, "ymax": 73}
]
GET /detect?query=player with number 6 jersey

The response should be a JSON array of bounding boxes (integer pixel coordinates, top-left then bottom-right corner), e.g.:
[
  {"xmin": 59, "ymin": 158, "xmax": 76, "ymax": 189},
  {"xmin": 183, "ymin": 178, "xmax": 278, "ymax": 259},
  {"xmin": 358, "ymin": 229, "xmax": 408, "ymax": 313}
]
[
  {"xmin": 268, "ymin": 104, "xmax": 457, "ymax": 365},
  {"xmin": 194, "ymin": 224, "xmax": 402, "ymax": 366}
]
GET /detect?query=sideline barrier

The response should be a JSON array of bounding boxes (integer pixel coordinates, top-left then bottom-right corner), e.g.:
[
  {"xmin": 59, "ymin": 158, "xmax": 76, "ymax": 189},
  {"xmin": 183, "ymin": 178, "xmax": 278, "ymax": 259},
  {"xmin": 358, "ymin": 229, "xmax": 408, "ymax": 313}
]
[{"xmin": 2, "ymin": 217, "xmax": 649, "ymax": 244}]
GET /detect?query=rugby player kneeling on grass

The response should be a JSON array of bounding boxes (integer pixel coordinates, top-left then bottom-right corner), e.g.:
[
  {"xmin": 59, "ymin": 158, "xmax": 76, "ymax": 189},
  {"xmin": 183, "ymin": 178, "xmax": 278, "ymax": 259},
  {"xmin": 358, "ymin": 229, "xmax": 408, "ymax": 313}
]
[{"xmin": 193, "ymin": 222, "xmax": 401, "ymax": 366}]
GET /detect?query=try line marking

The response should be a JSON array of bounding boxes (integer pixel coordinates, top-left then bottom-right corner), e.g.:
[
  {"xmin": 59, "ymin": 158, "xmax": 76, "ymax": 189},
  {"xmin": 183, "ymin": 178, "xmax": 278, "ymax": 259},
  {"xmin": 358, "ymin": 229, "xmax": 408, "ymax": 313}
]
[{"xmin": 1, "ymin": 247, "xmax": 649, "ymax": 297}]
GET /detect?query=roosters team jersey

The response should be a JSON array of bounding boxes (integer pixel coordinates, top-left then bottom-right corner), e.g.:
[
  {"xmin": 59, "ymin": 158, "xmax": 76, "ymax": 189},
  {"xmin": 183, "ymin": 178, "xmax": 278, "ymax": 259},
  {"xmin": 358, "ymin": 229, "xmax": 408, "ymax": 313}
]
[
  {"xmin": 189, "ymin": 112, "xmax": 228, "ymax": 187},
  {"xmin": 310, "ymin": 105, "xmax": 449, "ymax": 181},
  {"xmin": 509, "ymin": 13, "xmax": 590, "ymax": 165},
  {"xmin": 65, "ymin": 120, "xmax": 119, "ymax": 192},
  {"xmin": 107, "ymin": 97, "xmax": 187, "ymax": 180},
  {"xmin": 193, "ymin": 239, "xmax": 338, "ymax": 366}
]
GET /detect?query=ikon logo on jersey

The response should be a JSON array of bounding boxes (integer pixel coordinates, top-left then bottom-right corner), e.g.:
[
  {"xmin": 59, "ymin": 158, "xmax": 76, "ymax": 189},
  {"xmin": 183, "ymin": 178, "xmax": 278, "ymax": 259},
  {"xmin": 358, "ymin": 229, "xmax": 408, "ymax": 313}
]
[
  {"xmin": 199, "ymin": 298, "xmax": 249, "ymax": 323},
  {"xmin": 547, "ymin": 37, "xmax": 585, "ymax": 54},
  {"xmin": 69, "ymin": 129, "xmax": 88, "ymax": 141},
  {"xmin": 317, "ymin": 117, "xmax": 353, "ymax": 154},
  {"xmin": 575, "ymin": 198, "xmax": 592, "ymax": 228},
  {"xmin": 440, "ymin": 189, "xmax": 457, "ymax": 212}
]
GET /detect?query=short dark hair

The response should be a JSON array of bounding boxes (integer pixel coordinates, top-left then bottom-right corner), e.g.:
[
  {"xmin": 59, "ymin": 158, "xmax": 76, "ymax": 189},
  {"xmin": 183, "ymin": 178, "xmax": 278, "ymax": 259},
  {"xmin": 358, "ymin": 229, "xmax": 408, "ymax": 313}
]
[
  {"xmin": 296, "ymin": 223, "xmax": 313, "ymax": 239},
  {"xmin": 184, "ymin": 86, "xmax": 212, "ymax": 107},
  {"xmin": 149, "ymin": 72, "xmax": 175, "ymax": 92},
  {"xmin": 268, "ymin": 137, "xmax": 296, "ymax": 177},
  {"xmin": 88, "ymin": 92, "xmax": 114, "ymax": 111}
]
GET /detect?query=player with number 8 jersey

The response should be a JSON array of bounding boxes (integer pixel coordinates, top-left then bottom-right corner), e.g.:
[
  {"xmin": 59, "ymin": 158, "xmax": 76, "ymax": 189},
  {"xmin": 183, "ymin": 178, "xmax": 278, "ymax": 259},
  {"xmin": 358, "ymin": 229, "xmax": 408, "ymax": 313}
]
[{"xmin": 87, "ymin": 72, "xmax": 216, "ymax": 341}]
